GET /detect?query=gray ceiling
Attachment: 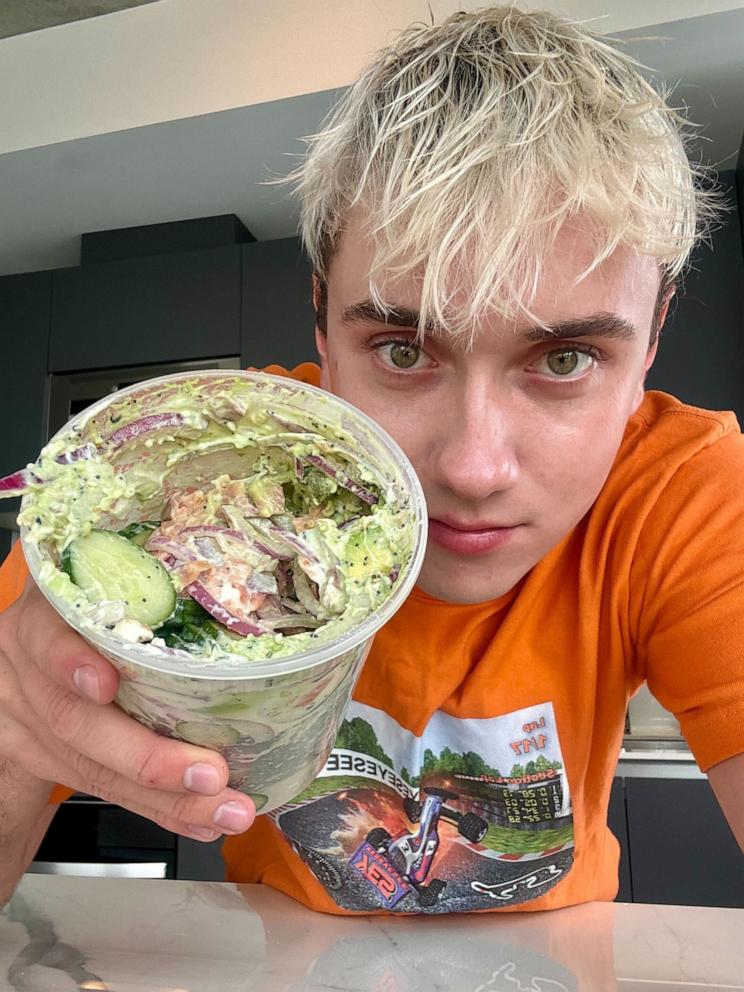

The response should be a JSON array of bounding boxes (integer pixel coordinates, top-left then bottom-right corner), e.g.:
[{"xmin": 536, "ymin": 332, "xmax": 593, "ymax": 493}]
[
  {"xmin": 0, "ymin": 87, "xmax": 345, "ymax": 276},
  {"xmin": 0, "ymin": 5, "xmax": 742, "ymax": 277},
  {"xmin": 0, "ymin": 0, "xmax": 160, "ymax": 39}
]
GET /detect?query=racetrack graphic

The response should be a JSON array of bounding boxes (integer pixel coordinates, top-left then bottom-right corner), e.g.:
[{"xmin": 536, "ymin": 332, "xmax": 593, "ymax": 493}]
[
  {"xmin": 471, "ymin": 864, "xmax": 564, "ymax": 901},
  {"xmin": 274, "ymin": 700, "xmax": 574, "ymax": 912}
]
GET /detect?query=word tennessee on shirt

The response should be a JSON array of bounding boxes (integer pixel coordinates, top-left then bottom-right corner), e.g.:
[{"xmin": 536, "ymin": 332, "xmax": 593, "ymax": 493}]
[{"xmin": 319, "ymin": 748, "xmax": 416, "ymax": 798}]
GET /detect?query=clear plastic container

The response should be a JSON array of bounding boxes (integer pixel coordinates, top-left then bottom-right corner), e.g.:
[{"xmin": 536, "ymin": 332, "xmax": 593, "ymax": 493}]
[{"xmin": 21, "ymin": 370, "xmax": 427, "ymax": 812}]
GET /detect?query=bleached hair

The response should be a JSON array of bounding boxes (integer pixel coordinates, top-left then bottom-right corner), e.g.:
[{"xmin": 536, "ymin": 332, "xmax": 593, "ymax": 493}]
[{"xmin": 286, "ymin": 5, "xmax": 722, "ymax": 343}]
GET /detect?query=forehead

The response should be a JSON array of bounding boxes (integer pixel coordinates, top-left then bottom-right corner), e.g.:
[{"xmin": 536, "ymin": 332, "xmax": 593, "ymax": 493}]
[{"xmin": 327, "ymin": 214, "xmax": 661, "ymax": 334}]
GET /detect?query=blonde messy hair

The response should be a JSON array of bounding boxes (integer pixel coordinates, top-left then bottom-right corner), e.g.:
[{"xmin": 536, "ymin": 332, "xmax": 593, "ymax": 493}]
[{"xmin": 289, "ymin": 5, "xmax": 721, "ymax": 343}]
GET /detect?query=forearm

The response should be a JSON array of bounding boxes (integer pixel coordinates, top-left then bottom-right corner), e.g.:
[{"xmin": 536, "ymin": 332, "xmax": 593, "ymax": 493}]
[
  {"xmin": 0, "ymin": 760, "xmax": 58, "ymax": 905},
  {"xmin": 708, "ymin": 752, "xmax": 744, "ymax": 854}
]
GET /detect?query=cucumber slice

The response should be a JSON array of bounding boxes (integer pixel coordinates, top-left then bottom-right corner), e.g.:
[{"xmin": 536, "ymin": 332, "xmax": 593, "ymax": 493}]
[
  {"xmin": 156, "ymin": 597, "xmax": 212, "ymax": 631},
  {"xmin": 64, "ymin": 529, "xmax": 176, "ymax": 628},
  {"xmin": 175, "ymin": 720, "xmax": 241, "ymax": 748},
  {"xmin": 118, "ymin": 521, "xmax": 159, "ymax": 547}
]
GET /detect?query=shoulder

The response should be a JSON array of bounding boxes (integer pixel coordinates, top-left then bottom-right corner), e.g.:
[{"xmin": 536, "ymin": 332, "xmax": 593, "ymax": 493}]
[
  {"xmin": 258, "ymin": 363, "xmax": 322, "ymax": 387},
  {"xmin": 606, "ymin": 390, "xmax": 744, "ymax": 504},
  {"xmin": 585, "ymin": 390, "xmax": 744, "ymax": 564},
  {"xmin": 626, "ymin": 389, "xmax": 740, "ymax": 456}
]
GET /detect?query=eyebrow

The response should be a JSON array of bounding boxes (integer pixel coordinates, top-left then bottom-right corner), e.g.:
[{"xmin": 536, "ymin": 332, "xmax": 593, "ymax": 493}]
[
  {"xmin": 341, "ymin": 301, "xmax": 440, "ymax": 333},
  {"xmin": 341, "ymin": 300, "xmax": 637, "ymax": 342},
  {"xmin": 524, "ymin": 313, "xmax": 637, "ymax": 343}
]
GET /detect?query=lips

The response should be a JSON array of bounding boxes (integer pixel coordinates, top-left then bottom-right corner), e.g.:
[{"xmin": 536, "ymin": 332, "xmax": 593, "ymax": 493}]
[{"xmin": 428, "ymin": 516, "xmax": 522, "ymax": 556}]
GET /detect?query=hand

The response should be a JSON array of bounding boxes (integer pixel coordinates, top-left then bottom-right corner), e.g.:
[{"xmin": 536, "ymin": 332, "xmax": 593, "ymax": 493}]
[{"xmin": 0, "ymin": 578, "xmax": 256, "ymax": 842}]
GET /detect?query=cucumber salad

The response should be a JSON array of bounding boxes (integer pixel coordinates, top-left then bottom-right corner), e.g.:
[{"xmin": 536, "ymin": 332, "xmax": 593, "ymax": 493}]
[{"xmin": 1, "ymin": 374, "xmax": 415, "ymax": 665}]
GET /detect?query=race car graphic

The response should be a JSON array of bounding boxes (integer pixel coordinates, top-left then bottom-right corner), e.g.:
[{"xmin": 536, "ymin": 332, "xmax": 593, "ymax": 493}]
[
  {"xmin": 349, "ymin": 787, "xmax": 488, "ymax": 908},
  {"xmin": 289, "ymin": 840, "xmax": 344, "ymax": 891}
]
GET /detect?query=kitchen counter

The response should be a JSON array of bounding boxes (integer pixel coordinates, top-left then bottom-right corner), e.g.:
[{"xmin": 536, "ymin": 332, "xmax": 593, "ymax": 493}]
[{"xmin": 2, "ymin": 875, "xmax": 742, "ymax": 991}]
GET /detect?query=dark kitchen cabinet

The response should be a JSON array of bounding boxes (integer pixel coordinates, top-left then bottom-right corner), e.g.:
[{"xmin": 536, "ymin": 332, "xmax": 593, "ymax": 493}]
[
  {"xmin": 49, "ymin": 245, "xmax": 241, "ymax": 372},
  {"xmin": 175, "ymin": 836, "xmax": 225, "ymax": 881},
  {"xmin": 0, "ymin": 270, "xmax": 51, "ymax": 530},
  {"xmin": 736, "ymin": 128, "xmax": 743, "ymax": 250},
  {"xmin": 646, "ymin": 169, "xmax": 744, "ymax": 423},
  {"xmin": 34, "ymin": 798, "xmax": 177, "ymax": 878},
  {"xmin": 241, "ymin": 237, "xmax": 317, "ymax": 370},
  {"xmin": 608, "ymin": 778, "xmax": 632, "ymax": 902},
  {"xmin": 624, "ymin": 777, "xmax": 744, "ymax": 908}
]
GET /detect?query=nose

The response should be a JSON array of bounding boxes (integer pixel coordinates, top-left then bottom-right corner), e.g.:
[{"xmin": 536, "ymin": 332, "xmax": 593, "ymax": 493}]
[{"xmin": 430, "ymin": 383, "xmax": 520, "ymax": 503}]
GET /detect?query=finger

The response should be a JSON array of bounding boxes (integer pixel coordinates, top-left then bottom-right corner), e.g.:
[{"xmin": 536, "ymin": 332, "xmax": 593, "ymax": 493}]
[
  {"xmin": 51, "ymin": 740, "xmax": 255, "ymax": 837},
  {"xmin": 2, "ymin": 706, "xmax": 255, "ymax": 837},
  {"xmin": 31, "ymin": 674, "xmax": 233, "ymax": 796},
  {"xmin": 96, "ymin": 779, "xmax": 256, "ymax": 838},
  {"xmin": 16, "ymin": 583, "xmax": 120, "ymax": 704},
  {"xmin": 109, "ymin": 795, "xmax": 226, "ymax": 843}
]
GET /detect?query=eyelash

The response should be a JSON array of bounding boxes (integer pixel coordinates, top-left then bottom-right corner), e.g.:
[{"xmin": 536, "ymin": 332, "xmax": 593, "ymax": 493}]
[
  {"xmin": 363, "ymin": 335, "xmax": 428, "ymax": 366},
  {"xmin": 364, "ymin": 335, "xmax": 607, "ymax": 379},
  {"xmin": 531, "ymin": 343, "xmax": 607, "ymax": 378}
]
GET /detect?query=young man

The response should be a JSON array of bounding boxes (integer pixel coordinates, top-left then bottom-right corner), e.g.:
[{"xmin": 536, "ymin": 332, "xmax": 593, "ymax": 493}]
[{"xmin": 0, "ymin": 7, "xmax": 742, "ymax": 913}]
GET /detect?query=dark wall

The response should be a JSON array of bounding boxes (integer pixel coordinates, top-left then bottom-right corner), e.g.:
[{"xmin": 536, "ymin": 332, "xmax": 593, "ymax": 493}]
[
  {"xmin": 646, "ymin": 169, "xmax": 744, "ymax": 423},
  {"xmin": 240, "ymin": 238, "xmax": 317, "ymax": 370}
]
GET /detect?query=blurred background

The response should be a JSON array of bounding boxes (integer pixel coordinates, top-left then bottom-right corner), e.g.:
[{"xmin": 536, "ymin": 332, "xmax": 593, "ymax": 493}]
[{"xmin": 0, "ymin": 0, "xmax": 742, "ymax": 905}]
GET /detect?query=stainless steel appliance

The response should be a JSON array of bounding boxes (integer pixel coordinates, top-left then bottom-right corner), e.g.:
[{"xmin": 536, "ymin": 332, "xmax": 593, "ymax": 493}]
[
  {"xmin": 46, "ymin": 356, "xmax": 241, "ymax": 439},
  {"xmin": 0, "ymin": 356, "xmax": 241, "ymax": 552}
]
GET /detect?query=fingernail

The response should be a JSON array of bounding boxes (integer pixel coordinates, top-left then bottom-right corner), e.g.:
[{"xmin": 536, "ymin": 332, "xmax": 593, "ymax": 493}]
[
  {"xmin": 73, "ymin": 665, "xmax": 100, "ymax": 702},
  {"xmin": 187, "ymin": 824, "xmax": 220, "ymax": 841},
  {"xmin": 183, "ymin": 762, "xmax": 222, "ymax": 795},
  {"xmin": 213, "ymin": 801, "xmax": 252, "ymax": 833}
]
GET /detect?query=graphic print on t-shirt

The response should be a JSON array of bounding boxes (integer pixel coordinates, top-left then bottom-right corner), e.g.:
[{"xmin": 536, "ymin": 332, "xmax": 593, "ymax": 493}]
[{"xmin": 269, "ymin": 700, "xmax": 574, "ymax": 913}]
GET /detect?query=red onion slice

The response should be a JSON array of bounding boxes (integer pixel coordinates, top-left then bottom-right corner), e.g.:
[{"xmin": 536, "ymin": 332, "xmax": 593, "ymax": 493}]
[
  {"xmin": 269, "ymin": 411, "xmax": 310, "ymax": 434},
  {"xmin": 106, "ymin": 412, "xmax": 185, "ymax": 448},
  {"xmin": 55, "ymin": 443, "xmax": 98, "ymax": 464},
  {"xmin": 0, "ymin": 469, "xmax": 36, "ymax": 494},
  {"xmin": 179, "ymin": 525, "xmax": 247, "ymax": 541},
  {"xmin": 179, "ymin": 523, "xmax": 284, "ymax": 565},
  {"xmin": 2, "ymin": 443, "xmax": 104, "ymax": 497},
  {"xmin": 193, "ymin": 536, "xmax": 224, "ymax": 563},
  {"xmin": 146, "ymin": 536, "xmax": 201, "ymax": 562},
  {"xmin": 187, "ymin": 581, "xmax": 266, "ymax": 636}
]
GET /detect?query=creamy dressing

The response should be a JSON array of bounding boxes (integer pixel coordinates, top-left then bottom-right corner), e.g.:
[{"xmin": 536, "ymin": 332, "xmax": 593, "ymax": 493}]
[{"xmin": 8, "ymin": 379, "xmax": 414, "ymax": 664}]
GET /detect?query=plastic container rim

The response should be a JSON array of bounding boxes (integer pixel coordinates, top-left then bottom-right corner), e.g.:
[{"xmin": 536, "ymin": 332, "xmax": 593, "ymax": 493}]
[{"xmin": 21, "ymin": 368, "xmax": 428, "ymax": 681}]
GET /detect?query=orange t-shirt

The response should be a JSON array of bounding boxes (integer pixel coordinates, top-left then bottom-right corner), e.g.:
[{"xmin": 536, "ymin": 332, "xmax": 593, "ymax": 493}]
[{"xmin": 3, "ymin": 364, "xmax": 744, "ymax": 915}]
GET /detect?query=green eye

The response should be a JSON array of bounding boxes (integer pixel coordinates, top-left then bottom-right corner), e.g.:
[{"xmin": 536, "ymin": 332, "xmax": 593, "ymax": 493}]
[
  {"xmin": 389, "ymin": 342, "xmax": 420, "ymax": 369},
  {"xmin": 546, "ymin": 350, "xmax": 580, "ymax": 375}
]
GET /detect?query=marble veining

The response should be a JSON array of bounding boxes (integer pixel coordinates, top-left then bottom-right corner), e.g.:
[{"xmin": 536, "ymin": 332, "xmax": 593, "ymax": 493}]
[
  {"xmin": 1, "ymin": 875, "xmax": 742, "ymax": 992},
  {"xmin": 5, "ymin": 892, "xmax": 104, "ymax": 990}
]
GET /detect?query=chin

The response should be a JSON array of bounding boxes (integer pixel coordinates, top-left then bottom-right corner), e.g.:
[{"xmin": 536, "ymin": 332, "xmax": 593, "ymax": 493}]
[{"xmin": 415, "ymin": 551, "xmax": 529, "ymax": 605}]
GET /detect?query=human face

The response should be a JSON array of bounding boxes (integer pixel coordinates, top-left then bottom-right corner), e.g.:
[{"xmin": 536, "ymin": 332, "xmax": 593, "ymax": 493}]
[{"xmin": 315, "ymin": 219, "xmax": 664, "ymax": 604}]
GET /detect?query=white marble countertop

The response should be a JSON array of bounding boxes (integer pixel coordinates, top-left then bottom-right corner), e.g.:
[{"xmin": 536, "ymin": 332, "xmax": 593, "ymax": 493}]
[{"xmin": 2, "ymin": 875, "xmax": 742, "ymax": 991}]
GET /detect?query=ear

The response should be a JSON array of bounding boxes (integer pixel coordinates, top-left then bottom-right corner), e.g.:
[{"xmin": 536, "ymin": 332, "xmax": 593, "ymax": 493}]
[
  {"xmin": 632, "ymin": 283, "xmax": 675, "ymax": 411},
  {"xmin": 315, "ymin": 326, "xmax": 331, "ymax": 390},
  {"xmin": 312, "ymin": 274, "xmax": 331, "ymax": 391},
  {"xmin": 655, "ymin": 288, "xmax": 675, "ymax": 336},
  {"xmin": 311, "ymin": 271, "xmax": 323, "ymax": 314},
  {"xmin": 632, "ymin": 330, "xmax": 661, "ymax": 412}
]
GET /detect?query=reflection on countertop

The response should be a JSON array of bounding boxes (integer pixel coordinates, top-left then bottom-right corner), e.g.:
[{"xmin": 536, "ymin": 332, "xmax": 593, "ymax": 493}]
[{"xmin": 2, "ymin": 874, "xmax": 742, "ymax": 991}]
